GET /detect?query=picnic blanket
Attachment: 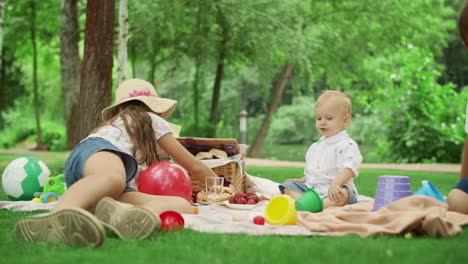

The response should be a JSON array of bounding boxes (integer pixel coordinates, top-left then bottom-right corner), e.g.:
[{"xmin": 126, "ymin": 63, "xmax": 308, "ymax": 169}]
[
  {"xmin": 297, "ymin": 196, "xmax": 468, "ymax": 237},
  {"xmin": 3, "ymin": 195, "xmax": 466, "ymax": 237},
  {"xmin": 2, "ymin": 174, "xmax": 468, "ymax": 237}
]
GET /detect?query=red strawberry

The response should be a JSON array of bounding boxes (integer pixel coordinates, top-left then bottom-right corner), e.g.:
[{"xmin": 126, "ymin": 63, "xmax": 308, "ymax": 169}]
[
  {"xmin": 245, "ymin": 191, "xmax": 255, "ymax": 197},
  {"xmin": 234, "ymin": 192, "xmax": 244, "ymax": 199},
  {"xmin": 229, "ymin": 196, "xmax": 236, "ymax": 204},
  {"xmin": 248, "ymin": 194, "xmax": 257, "ymax": 200},
  {"xmin": 237, "ymin": 197, "xmax": 247, "ymax": 204},
  {"xmin": 247, "ymin": 199, "xmax": 256, "ymax": 204},
  {"xmin": 253, "ymin": 216, "xmax": 265, "ymax": 225}
]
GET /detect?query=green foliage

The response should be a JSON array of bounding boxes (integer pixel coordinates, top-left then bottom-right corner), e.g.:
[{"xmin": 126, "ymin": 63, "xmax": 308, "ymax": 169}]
[
  {"xmin": 372, "ymin": 45, "xmax": 466, "ymax": 163},
  {"xmin": 0, "ymin": 99, "xmax": 66, "ymax": 151},
  {"xmin": 268, "ymin": 96, "xmax": 317, "ymax": 144},
  {"xmin": 0, "ymin": 46, "xmax": 27, "ymax": 129}
]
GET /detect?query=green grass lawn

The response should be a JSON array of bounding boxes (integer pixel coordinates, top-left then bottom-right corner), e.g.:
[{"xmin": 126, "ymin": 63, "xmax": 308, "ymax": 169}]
[
  {"xmin": 259, "ymin": 143, "xmax": 390, "ymax": 163},
  {"xmin": 0, "ymin": 153, "xmax": 466, "ymax": 264}
]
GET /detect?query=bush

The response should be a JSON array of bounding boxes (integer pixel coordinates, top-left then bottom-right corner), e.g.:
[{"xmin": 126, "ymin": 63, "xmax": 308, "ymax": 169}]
[
  {"xmin": 268, "ymin": 96, "xmax": 317, "ymax": 144},
  {"xmin": 372, "ymin": 46, "xmax": 466, "ymax": 163},
  {"xmin": 0, "ymin": 100, "xmax": 66, "ymax": 151}
]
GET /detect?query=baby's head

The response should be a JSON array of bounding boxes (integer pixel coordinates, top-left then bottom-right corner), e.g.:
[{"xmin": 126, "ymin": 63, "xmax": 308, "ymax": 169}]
[{"xmin": 314, "ymin": 90, "xmax": 352, "ymax": 138}]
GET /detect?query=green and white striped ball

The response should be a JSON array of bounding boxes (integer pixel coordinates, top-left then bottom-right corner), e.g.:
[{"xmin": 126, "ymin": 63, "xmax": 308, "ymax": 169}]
[{"xmin": 1, "ymin": 157, "xmax": 50, "ymax": 201}]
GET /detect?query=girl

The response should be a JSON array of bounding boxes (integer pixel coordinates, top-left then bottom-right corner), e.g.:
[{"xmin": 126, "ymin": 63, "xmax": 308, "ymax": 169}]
[{"xmin": 15, "ymin": 79, "xmax": 219, "ymax": 247}]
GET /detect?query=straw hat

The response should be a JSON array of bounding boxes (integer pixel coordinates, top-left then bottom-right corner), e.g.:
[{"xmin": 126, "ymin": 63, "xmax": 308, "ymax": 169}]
[{"xmin": 101, "ymin": 79, "xmax": 177, "ymax": 121}]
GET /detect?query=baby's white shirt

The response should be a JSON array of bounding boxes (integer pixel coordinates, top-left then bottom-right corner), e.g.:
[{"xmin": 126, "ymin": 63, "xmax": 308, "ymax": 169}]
[{"xmin": 304, "ymin": 130, "xmax": 363, "ymax": 198}]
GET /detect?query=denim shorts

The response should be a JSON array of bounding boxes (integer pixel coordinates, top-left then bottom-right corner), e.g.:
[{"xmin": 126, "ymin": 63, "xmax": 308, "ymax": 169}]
[
  {"xmin": 279, "ymin": 181, "xmax": 358, "ymax": 205},
  {"xmin": 454, "ymin": 178, "xmax": 468, "ymax": 193},
  {"xmin": 64, "ymin": 137, "xmax": 138, "ymax": 193}
]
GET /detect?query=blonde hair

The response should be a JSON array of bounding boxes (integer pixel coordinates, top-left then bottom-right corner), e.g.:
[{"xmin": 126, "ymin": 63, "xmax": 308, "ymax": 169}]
[{"xmin": 315, "ymin": 90, "xmax": 352, "ymax": 115}]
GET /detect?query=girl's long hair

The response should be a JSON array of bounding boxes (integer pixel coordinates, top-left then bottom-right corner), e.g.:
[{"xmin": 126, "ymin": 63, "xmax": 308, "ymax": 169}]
[{"xmin": 102, "ymin": 101, "xmax": 160, "ymax": 165}]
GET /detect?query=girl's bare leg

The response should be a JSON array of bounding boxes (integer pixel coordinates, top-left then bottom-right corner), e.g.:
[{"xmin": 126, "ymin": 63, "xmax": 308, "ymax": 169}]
[
  {"xmin": 447, "ymin": 188, "xmax": 468, "ymax": 214},
  {"xmin": 118, "ymin": 191, "xmax": 194, "ymax": 215},
  {"xmin": 53, "ymin": 151, "xmax": 127, "ymax": 213}
]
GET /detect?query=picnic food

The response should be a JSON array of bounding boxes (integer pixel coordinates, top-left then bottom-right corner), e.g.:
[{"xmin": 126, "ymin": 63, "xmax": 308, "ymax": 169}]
[
  {"xmin": 196, "ymin": 186, "xmax": 234, "ymax": 203},
  {"xmin": 228, "ymin": 191, "xmax": 265, "ymax": 205},
  {"xmin": 253, "ymin": 216, "xmax": 265, "ymax": 225}
]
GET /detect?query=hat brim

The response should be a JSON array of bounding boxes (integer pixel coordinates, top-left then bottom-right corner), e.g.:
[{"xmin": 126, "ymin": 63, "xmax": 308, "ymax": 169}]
[{"xmin": 101, "ymin": 96, "xmax": 177, "ymax": 121}]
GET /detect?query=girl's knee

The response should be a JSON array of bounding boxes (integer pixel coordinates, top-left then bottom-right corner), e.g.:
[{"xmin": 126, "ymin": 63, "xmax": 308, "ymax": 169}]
[
  {"xmin": 145, "ymin": 196, "xmax": 193, "ymax": 215},
  {"xmin": 447, "ymin": 188, "xmax": 468, "ymax": 214}
]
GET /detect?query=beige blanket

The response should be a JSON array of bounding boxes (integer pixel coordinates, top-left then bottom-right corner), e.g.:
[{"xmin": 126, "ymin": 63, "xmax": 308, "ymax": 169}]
[
  {"xmin": 2, "ymin": 195, "xmax": 467, "ymax": 237},
  {"xmin": 297, "ymin": 196, "xmax": 468, "ymax": 237}
]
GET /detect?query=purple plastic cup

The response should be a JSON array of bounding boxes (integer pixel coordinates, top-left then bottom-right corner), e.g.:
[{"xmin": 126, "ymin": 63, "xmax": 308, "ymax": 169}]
[{"xmin": 372, "ymin": 175, "xmax": 412, "ymax": 211}]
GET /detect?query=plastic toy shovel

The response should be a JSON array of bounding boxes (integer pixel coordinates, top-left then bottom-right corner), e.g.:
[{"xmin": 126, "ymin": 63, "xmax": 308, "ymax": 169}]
[{"xmin": 414, "ymin": 180, "xmax": 447, "ymax": 204}]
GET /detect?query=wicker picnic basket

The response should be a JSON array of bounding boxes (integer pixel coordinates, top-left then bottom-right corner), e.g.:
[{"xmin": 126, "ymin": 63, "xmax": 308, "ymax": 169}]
[{"xmin": 176, "ymin": 137, "xmax": 245, "ymax": 192}]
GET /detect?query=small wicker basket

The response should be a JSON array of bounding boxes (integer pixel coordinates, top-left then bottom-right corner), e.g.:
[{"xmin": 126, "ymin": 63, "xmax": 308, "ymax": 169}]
[
  {"xmin": 191, "ymin": 156, "xmax": 245, "ymax": 193},
  {"xmin": 177, "ymin": 137, "xmax": 245, "ymax": 193}
]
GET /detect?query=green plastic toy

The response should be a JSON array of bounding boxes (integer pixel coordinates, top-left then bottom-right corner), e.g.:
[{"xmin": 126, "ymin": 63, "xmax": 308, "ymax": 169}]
[
  {"xmin": 43, "ymin": 174, "xmax": 66, "ymax": 195},
  {"xmin": 32, "ymin": 174, "xmax": 67, "ymax": 203}
]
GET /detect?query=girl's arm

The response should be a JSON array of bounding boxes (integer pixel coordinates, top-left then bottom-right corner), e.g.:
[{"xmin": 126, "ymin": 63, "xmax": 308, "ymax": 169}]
[{"xmin": 158, "ymin": 133, "xmax": 218, "ymax": 182}]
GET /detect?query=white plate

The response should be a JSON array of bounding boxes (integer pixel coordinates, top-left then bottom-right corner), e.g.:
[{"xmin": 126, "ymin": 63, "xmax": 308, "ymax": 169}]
[
  {"xmin": 196, "ymin": 201, "xmax": 223, "ymax": 205},
  {"xmin": 223, "ymin": 200, "xmax": 256, "ymax": 210}
]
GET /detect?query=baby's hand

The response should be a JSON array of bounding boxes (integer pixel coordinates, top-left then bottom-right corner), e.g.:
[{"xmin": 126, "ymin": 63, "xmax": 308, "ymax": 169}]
[{"xmin": 328, "ymin": 183, "xmax": 344, "ymax": 202}]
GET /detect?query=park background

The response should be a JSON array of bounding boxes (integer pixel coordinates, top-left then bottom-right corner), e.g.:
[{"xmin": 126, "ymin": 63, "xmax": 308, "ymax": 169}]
[
  {"xmin": 1, "ymin": 1, "xmax": 468, "ymax": 262},
  {"xmin": 0, "ymin": 0, "xmax": 467, "ymax": 165}
]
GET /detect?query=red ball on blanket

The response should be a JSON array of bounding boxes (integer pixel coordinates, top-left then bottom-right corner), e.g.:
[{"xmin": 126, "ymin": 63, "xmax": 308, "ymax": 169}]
[
  {"xmin": 138, "ymin": 161, "xmax": 193, "ymax": 202},
  {"xmin": 160, "ymin": 211, "xmax": 185, "ymax": 232}
]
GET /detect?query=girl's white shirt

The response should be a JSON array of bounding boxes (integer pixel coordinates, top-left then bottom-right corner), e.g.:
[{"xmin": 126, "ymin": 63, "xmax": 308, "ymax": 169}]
[
  {"xmin": 304, "ymin": 130, "xmax": 363, "ymax": 199},
  {"xmin": 86, "ymin": 112, "xmax": 173, "ymax": 167}
]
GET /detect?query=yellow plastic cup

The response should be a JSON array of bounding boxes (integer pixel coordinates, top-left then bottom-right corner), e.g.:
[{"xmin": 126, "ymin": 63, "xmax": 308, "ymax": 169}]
[{"xmin": 265, "ymin": 195, "xmax": 297, "ymax": 225}]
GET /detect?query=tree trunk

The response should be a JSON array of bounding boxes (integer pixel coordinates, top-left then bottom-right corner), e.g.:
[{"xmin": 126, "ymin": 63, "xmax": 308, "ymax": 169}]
[
  {"xmin": 30, "ymin": 0, "xmax": 46, "ymax": 150},
  {"xmin": 117, "ymin": 0, "xmax": 128, "ymax": 86},
  {"xmin": 0, "ymin": 0, "xmax": 6, "ymax": 110},
  {"xmin": 130, "ymin": 44, "xmax": 136, "ymax": 78},
  {"xmin": 249, "ymin": 64, "xmax": 293, "ymax": 158},
  {"xmin": 0, "ymin": 0, "xmax": 6, "ymax": 80},
  {"xmin": 78, "ymin": 0, "xmax": 115, "ymax": 140},
  {"xmin": 59, "ymin": 0, "xmax": 81, "ymax": 149},
  {"xmin": 208, "ymin": 5, "xmax": 228, "ymax": 138},
  {"xmin": 192, "ymin": 57, "xmax": 202, "ymax": 133}
]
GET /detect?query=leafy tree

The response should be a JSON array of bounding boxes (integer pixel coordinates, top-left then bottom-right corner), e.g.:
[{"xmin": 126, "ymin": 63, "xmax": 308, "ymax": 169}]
[
  {"xmin": 59, "ymin": 0, "xmax": 82, "ymax": 149},
  {"xmin": 372, "ymin": 45, "xmax": 466, "ymax": 163},
  {"xmin": 77, "ymin": 0, "xmax": 115, "ymax": 141}
]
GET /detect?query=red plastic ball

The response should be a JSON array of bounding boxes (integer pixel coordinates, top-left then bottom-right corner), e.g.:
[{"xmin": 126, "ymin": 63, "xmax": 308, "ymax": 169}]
[
  {"xmin": 138, "ymin": 161, "xmax": 193, "ymax": 202},
  {"xmin": 159, "ymin": 211, "xmax": 185, "ymax": 232}
]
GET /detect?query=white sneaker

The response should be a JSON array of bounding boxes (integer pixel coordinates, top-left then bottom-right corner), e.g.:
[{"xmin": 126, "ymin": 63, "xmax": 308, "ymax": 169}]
[
  {"xmin": 15, "ymin": 208, "xmax": 105, "ymax": 247},
  {"xmin": 95, "ymin": 197, "xmax": 160, "ymax": 240}
]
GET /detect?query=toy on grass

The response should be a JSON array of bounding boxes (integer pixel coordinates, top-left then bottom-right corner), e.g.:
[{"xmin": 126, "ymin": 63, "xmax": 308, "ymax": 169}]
[
  {"xmin": 40, "ymin": 174, "xmax": 67, "ymax": 203},
  {"xmin": 159, "ymin": 211, "xmax": 185, "ymax": 232},
  {"xmin": 1, "ymin": 156, "xmax": 50, "ymax": 201},
  {"xmin": 138, "ymin": 161, "xmax": 193, "ymax": 202}
]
